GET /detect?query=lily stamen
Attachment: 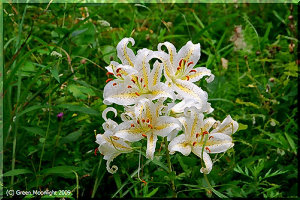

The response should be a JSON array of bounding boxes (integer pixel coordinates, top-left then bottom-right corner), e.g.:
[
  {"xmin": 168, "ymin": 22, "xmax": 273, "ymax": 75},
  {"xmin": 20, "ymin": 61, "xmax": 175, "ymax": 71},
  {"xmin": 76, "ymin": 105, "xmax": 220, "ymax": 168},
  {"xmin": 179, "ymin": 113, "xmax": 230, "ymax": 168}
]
[
  {"xmin": 106, "ymin": 72, "xmax": 114, "ymax": 76},
  {"xmin": 127, "ymin": 85, "xmax": 132, "ymax": 88},
  {"xmin": 142, "ymin": 134, "xmax": 147, "ymax": 137},
  {"xmin": 148, "ymin": 124, "xmax": 153, "ymax": 129},
  {"xmin": 94, "ymin": 148, "xmax": 98, "ymax": 156},
  {"xmin": 146, "ymin": 119, "xmax": 150, "ymax": 123},
  {"xmin": 209, "ymin": 136, "xmax": 214, "ymax": 140},
  {"xmin": 187, "ymin": 61, "xmax": 194, "ymax": 67},
  {"xmin": 106, "ymin": 78, "xmax": 113, "ymax": 83},
  {"xmin": 189, "ymin": 69, "xmax": 197, "ymax": 73},
  {"xmin": 192, "ymin": 142, "xmax": 197, "ymax": 146},
  {"xmin": 131, "ymin": 124, "xmax": 135, "ymax": 127},
  {"xmin": 135, "ymin": 92, "xmax": 140, "ymax": 96},
  {"xmin": 202, "ymin": 131, "xmax": 209, "ymax": 135},
  {"xmin": 113, "ymin": 83, "xmax": 117, "ymax": 86},
  {"xmin": 116, "ymin": 68, "xmax": 121, "ymax": 73},
  {"xmin": 186, "ymin": 76, "xmax": 190, "ymax": 81},
  {"xmin": 205, "ymin": 147, "xmax": 211, "ymax": 153}
]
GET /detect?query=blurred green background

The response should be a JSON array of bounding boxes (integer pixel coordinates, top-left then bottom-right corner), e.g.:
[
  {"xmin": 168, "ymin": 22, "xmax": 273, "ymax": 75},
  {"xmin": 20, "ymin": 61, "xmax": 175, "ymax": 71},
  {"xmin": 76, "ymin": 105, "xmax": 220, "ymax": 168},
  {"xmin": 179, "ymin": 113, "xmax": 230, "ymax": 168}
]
[{"xmin": 3, "ymin": 3, "xmax": 298, "ymax": 198}]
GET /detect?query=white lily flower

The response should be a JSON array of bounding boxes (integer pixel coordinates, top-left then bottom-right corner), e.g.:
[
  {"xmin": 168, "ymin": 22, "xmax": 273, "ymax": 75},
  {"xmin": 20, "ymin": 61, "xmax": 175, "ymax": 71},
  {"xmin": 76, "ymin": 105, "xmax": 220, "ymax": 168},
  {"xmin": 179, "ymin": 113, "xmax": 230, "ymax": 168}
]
[
  {"xmin": 105, "ymin": 61, "xmax": 138, "ymax": 85},
  {"xmin": 168, "ymin": 109, "xmax": 236, "ymax": 174},
  {"xmin": 154, "ymin": 41, "xmax": 214, "ymax": 103},
  {"xmin": 115, "ymin": 99, "xmax": 181, "ymax": 160},
  {"xmin": 103, "ymin": 49, "xmax": 174, "ymax": 106},
  {"xmin": 170, "ymin": 98, "xmax": 214, "ymax": 116},
  {"xmin": 96, "ymin": 107, "xmax": 133, "ymax": 174}
]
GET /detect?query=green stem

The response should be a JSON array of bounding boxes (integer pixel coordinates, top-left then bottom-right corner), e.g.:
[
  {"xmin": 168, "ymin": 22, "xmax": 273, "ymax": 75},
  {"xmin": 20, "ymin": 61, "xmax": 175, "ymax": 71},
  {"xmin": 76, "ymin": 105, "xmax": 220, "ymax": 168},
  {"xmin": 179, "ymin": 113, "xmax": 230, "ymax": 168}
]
[
  {"xmin": 92, "ymin": 156, "xmax": 103, "ymax": 198},
  {"xmin": 164, "ymin": 137, "xmax": 176, "ymax": 197},
  {"xmin": 52, "ymin": 121, "xmax": 62, "ymax": 167},
  {"xmin": 38, "ymin": 80, "xmax": 52, "ymax": 173}
]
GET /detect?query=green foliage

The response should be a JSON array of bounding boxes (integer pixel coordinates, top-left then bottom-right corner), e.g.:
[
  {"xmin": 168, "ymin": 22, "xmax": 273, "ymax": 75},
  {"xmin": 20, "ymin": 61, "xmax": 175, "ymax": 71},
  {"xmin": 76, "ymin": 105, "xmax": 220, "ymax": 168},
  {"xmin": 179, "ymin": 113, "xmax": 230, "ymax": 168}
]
[{"xmin": 3, "ymin": 2, "xmax": 298, "ymax": 198}]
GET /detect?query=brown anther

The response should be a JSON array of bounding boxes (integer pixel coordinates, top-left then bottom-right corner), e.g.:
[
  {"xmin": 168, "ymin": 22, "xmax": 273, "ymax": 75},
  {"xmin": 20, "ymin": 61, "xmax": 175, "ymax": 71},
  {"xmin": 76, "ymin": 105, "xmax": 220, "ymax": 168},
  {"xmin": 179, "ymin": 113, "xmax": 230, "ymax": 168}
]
[
  {"xmin": 142, "ymin": 119, "xmax": 145, "ymax": 123},
  {"xmin": 142, "ymin": 134, "xmax": 147, "ymax": 137},
  {"xmin": 209, "ymin": 136, "xmax": 214, "ymax": 140},
  {"xmin": 179, "ymin": 59, "xmax": 183, "ymax": 66},
  {"xmin": 186, "ymin": 76, "xmax": 190, "ymax": 81},
  {"xmin": 202, "ymin": 131, "xmax": 209, "ymax": 135},
  {"xmin": 187, "ymin": 61, "xmax": 194, "ymax": 67},
  {"xmin": 140, "ymin": 78, "xmax": 143, "ymax": 82},
  {"xmin": 116, "ymin": 68, "xmax": 121, "ymax": 73},
  {"xmin": 196, "ymin": 133, "xmax": 200, "ymax": 138},
  {"xmin": 205, "ymin": 147, "xmax": 211, "ymax": 153},
  {"xmin": 94, "ymin": 148, "xmax": 98, "ymax": 156},
  {"xmin": 106, "ymin": 72, "xmax": 114, "ymax": 76},
  {"xmin": 135, "ymin": 92, "xmax": 140, "ymax": 96},
  {"xmin": 131, "ymin": 123, "xmax": 135, "ymax": 127},
  {"xmin": 146, "ymin": 119, "xmax": 150, "ymax": 123},
  {"xmin": 131, "ymin": 79, "xmax": 136, "ymax": 83},
  {"xmin": 113, "ymin": 83, "xmax": 117, "ymax": 86},
  {"xmin": 189, "ymin": 69, "xmax": 197, "ymax": 73},
  {"xmin": 137, "ymin": 120, "xmax": 140, "ymax": 124},
  {"xmin": 143, "ymin": 84, "xmax": 146, "ymax": 88},
  {"xmin": 148, "ymin": 124, "xmax": 153, "ymax": 129},
  {"xmin": 128, "ymin": 85, "xmax": 132, "ymax": 88},
  {"xmin": 192, "ymin": 142, "xmax": 197, "ymax": 146},
  {"xmin": 177, "ymin": 67, "xmax": 181, "ymax": 71},
  {"xmin": 106, "ymin": 78, "xmax": 113, "ymax": 83},
  {"xmin": 116, "ymin": 73, "xmax": 122, "ymax": 77}
]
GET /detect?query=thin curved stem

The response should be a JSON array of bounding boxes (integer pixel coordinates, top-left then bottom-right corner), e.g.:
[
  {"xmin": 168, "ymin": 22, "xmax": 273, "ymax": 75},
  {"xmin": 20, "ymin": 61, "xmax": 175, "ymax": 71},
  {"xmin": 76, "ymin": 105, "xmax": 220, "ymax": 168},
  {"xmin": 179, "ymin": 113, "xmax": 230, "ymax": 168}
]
[{"xmin": 164, "ymin": 137, "xmax": 177, "ymax": 198}]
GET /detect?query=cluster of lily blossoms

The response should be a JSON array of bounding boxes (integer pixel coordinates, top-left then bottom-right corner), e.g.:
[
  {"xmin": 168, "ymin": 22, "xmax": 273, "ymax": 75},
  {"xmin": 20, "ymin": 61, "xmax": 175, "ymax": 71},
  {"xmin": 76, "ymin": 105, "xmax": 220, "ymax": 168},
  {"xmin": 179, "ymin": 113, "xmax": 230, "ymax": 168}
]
[{"xmin": 95, "ymin": 38, "xmax": 238, "ymax": 174}]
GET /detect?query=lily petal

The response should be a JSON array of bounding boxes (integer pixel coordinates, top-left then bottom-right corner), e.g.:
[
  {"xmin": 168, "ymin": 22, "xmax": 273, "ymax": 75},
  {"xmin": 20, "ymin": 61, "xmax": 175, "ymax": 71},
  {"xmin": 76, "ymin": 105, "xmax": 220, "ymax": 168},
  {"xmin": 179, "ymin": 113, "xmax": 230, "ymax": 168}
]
[
  {"xmin": 205, "ymin": 133, "xmax": 234, "ymax": 153},
  {"xmin": 192, "ymin": 147, "xmax": 213, "ymax": 174},
  {"xmin": 117, "ymin": 38, "xmax": 136, "ymax": 67},
  {"xmin": 203, "ymin": 117, "xmax": 217, "ymax": 132},
  {"xmin": 135, "ymin": 48, "xmax": 152, "ymax": 88},
  {"xmin": 103, "ymin": 81, "xmax": 142, "ymax": 105},
  {"xmin": 148, "ymin": 82, "xmax": 174, "ymax": 100},
  {"xmin": 153, "ymin": 116, "xmax": 181, "ymax": 137},
  {"xmin": 185, "ymin": 67, "xmax": 214, "ymax": 83},
  {"xmin": 149, "ymin": 60, "xmax": 163, "ymax": 87},
  {"xmin": 157, "ymin": 41, "xmax": 177, "ymax": 66},
  {"xmin": 210, "ymin": 115, "xmax": 239, "ymax": 135},
  {"xmin": 153, "ymin": 51, "xmax": 174, "ymax": 80},
  {"xmin": 102, "ymin": 119, "xmax": 118, "ymax": 132},
  {"xmin": 168, "ymin": 134, "xmax": 191, "ymax": 156},
  {"xmin": 115, "ymin": 121, "xmax": 144, "ymax": 142},
  {"xmin": 105, "ymin": 153, "xmax": 120, "ymax": 174},
  {"xmin": 146, "ymin": 133, "xmax": 158, "ymax": 160},
  {"xmin": 102, "ymin": 107, "xmax": 117, "ymax": 121},
  {"xmin": 175, "ymin": 41, "xmax": 200, "ymax": 71},
  {"xmin": 172, "ymin": 79, "xmax": 208, "ymax": 103}
]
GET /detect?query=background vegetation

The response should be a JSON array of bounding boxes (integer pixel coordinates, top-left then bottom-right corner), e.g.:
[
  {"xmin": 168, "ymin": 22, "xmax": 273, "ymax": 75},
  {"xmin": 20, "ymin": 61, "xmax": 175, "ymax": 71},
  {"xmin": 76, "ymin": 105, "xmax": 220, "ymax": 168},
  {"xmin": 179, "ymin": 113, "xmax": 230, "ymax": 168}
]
[{"xmin": 3, "ymin": 3, "xmax": 298, "ymax": 198}]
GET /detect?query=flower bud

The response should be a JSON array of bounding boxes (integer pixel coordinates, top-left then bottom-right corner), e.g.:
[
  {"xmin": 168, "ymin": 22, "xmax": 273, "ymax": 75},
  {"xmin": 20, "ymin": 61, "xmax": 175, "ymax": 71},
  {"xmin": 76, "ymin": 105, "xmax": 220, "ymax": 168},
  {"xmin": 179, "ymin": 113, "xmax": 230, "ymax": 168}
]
[{"xmin": 57, "ymin": 112, "xmax": 64, "ymax": 121}]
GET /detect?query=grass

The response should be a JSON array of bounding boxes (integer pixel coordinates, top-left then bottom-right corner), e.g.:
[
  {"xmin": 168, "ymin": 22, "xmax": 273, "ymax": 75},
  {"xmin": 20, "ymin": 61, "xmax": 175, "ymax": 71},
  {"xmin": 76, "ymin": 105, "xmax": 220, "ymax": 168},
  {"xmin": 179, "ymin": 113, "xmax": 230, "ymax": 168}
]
[{"xmin": 2, "ymin": 3, "xmax": 298, "ymax": 198}]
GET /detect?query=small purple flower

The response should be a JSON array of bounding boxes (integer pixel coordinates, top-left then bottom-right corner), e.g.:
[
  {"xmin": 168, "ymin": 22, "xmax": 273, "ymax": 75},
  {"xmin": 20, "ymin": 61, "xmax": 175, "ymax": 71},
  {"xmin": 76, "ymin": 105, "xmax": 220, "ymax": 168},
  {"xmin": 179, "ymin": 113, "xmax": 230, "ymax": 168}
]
[{"xmin": 57, "ymin": 112, "xmax": 64, "ymax": 121}]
